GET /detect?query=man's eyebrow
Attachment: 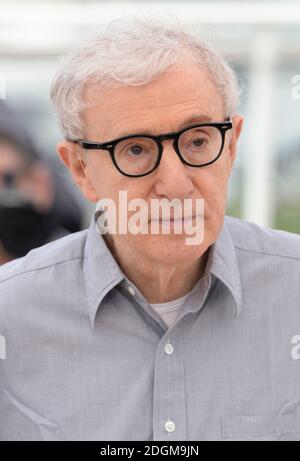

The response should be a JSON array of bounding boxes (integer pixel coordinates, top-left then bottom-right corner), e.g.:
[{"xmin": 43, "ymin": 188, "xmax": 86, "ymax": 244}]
[
  {"xmin": 178, "ymin": 114, "xmax": 213, "ymax": 129},
  {"xmin": 117, "ymin": 114, "xmax": 214, "ymax": 138}
]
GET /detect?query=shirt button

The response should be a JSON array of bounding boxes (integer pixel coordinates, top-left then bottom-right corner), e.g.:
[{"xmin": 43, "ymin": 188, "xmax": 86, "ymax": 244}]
[
  {"xmin": 164, "ymin": 419, "xmax": 176, "ymax": 433},
  {"xmin": 128, "ymin": 286, "xmax": 136, "ymax": 296},
  {"xmin": 165, "ymin": 343, "xmax": 174, "ymax": 355}
]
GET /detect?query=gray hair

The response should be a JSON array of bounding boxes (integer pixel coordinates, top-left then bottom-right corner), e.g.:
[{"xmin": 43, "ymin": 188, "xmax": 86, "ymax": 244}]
[{"xmin": 51, "ymin": 16, "xmax": 241, "ymax": 140}]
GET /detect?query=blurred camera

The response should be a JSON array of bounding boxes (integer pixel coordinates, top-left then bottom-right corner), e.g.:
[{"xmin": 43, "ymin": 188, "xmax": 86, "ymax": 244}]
[{"xmin": 0, "ymin": 170, "xmax": 54, "ymax": 259}]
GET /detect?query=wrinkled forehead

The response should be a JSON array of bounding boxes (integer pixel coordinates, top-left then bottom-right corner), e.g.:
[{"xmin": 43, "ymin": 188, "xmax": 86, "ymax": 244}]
[{"xmin": 82, "ymin": 63, "xmax": 224, "ymax": 139}]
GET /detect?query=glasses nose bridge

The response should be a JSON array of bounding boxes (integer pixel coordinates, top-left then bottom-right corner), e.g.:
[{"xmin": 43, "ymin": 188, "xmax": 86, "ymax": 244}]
[{"xmin": 156, "ymin": 132, "xmax": 178, "ymax": 156}]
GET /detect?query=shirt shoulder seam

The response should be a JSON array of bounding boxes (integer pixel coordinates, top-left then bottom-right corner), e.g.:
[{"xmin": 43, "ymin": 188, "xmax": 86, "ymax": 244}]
[
  {"xmin": 0, "ymin": 256, "xmax": 83, "ymax": 285},
  {"xmin": 234, "ymin": 245, "xmax": 300, "ymax": 261}
]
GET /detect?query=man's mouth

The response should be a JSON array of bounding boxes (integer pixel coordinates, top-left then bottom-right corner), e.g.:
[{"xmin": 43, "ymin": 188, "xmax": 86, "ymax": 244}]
[{"xmin": 149, "ymin": 215, "xmax": 202, "ymax": 223}]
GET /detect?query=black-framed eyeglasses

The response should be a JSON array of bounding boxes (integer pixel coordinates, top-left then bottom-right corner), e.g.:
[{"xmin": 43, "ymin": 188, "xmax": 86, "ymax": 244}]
[{"xmin": 70, "ymin": 120, "xmax": 232, "ymax": 178}]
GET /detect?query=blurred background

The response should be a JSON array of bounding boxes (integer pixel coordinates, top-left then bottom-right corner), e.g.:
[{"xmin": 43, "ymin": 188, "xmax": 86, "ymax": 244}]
[{"xmin": 0, "ymin": 0, "xmax": 300, "ymax": 263}]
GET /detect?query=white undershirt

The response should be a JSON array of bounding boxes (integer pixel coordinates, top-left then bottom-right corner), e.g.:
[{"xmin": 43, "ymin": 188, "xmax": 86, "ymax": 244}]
[{"xmin": 149, "ymin": 279, "xmax": 202, "ymax": 328}]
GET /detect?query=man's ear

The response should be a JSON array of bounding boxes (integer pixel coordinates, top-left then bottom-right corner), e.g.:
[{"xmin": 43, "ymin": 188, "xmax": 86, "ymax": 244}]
[
  {"xmin": 227, "ymin": 114, "xmax": 244, "ymax": 168},
  {"xmin": 56, "ymin": 139, "xmax": 98, "ymax": 203}
]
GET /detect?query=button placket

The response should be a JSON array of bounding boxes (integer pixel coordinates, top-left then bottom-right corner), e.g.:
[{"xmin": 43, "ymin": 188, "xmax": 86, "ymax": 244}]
[{"xmin": 153, "ymin": 334, "xmax": 187, "ymax": 440}]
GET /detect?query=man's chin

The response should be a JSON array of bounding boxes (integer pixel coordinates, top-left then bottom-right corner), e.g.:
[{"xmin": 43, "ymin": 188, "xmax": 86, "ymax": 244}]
[{"xmin": 136, "ymin": 234, "xmax": 209, "ymax": 263}]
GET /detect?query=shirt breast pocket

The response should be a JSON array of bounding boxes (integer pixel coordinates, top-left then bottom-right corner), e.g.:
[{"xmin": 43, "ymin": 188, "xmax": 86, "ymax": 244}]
[{"xmin": 221, "ymin": 414, "xmax": 300, "ymax": 441}]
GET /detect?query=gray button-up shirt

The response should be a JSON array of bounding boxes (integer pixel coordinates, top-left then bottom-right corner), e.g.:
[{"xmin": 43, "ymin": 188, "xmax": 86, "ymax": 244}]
[{"xmin": 1, "ymin": 214, "xmax": 300, "ymax": 441}]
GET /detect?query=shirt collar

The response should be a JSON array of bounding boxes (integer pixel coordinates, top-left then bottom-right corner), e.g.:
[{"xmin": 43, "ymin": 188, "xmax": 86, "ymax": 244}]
[
  {"xmin": 83, "ymin": 213, "xmax": 243, "ymax": 327},
  {"xmin": 83, "ymin": 215, "xmax": 125, "ymax": 327},
  {"xmin": 208, "ymin": 215, "xmax": 243, "ymax": 317}
]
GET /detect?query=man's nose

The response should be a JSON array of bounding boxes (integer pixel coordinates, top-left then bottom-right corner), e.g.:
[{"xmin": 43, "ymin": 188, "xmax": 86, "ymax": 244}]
[{"xmin": 153, "ymin": 140, "xmax": 193, "ymax": 200}]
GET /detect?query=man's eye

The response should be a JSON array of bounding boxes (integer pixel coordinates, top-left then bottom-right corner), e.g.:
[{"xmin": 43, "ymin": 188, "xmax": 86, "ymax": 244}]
[
  {"xmin": 192, "ymin": 137, "xmax": 206, "ymax": 147},
  {"xmin": 127, "ymin": 145, "xmax": 144, "ymax": 155}
]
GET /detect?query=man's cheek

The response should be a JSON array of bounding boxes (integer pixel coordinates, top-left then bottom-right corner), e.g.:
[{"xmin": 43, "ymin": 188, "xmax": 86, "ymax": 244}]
[{"xmin": 205, "ymin": 180, "xmax": 227, "ymax": 210}]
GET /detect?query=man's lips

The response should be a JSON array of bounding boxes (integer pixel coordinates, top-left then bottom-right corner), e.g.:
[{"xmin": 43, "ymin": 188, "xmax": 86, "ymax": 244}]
[{"xmin": 149, "ymin": 215, "xmax": 202, "ymax": 223}]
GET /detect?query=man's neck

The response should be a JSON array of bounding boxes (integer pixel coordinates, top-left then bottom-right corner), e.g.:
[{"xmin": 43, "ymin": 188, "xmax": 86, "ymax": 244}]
[{"xmin": 104, "ymin": 234, "xmax": 210, "ymax": 304}]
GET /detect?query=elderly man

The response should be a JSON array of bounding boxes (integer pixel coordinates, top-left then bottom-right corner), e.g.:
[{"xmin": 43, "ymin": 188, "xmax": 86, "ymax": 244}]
[{"xmin": 1, "ymin": 17, "xmax": 300, "ymax": 442}]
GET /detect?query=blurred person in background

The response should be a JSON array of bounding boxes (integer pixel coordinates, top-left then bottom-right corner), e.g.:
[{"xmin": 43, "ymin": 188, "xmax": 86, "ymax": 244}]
[{"xmin": 0, "ymin": 102, "xmax": 84, "ymax": 264}]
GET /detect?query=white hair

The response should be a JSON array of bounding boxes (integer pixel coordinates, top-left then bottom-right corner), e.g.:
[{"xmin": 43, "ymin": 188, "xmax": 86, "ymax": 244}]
[{"xmin": 50, "ymin": 16, "xmax": 241, "ymax": 140}]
